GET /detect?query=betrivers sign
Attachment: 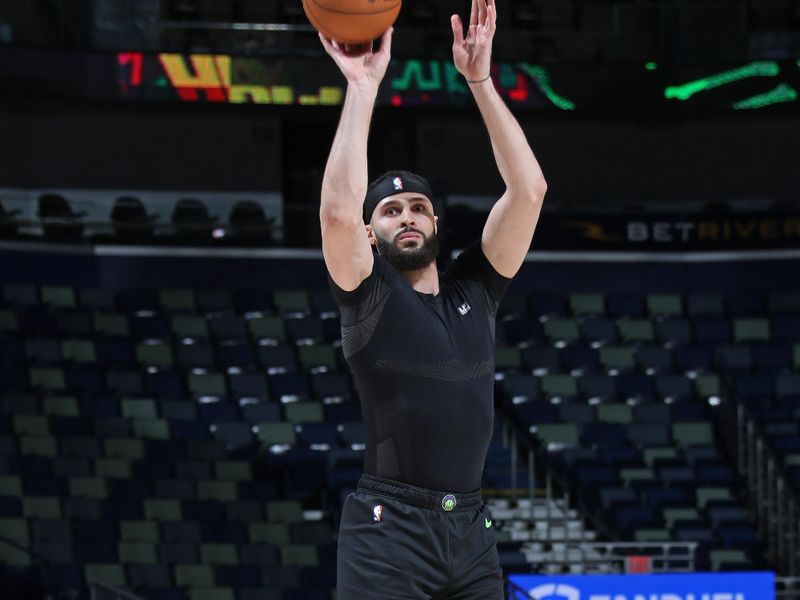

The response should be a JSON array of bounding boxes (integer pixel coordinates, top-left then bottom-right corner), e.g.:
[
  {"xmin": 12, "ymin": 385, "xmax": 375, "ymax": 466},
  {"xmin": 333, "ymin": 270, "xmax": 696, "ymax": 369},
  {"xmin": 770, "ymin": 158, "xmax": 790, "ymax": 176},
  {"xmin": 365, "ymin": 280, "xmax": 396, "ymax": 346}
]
[{"xmin": 508, "ymin": 573, "xmax": 775, "ymax": 600}]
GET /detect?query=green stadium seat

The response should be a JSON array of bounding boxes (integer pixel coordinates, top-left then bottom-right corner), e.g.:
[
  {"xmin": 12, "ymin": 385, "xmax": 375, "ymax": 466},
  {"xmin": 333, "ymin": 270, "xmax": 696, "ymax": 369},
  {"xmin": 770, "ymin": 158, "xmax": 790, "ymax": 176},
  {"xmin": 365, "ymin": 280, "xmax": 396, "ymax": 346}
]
[
  {"xmin": 144, "ymin": 499, "xmax": 183, "ymax": 521},
  {"xmin": 172, "ymin": 315, "xmax": 210, "ymax": 339},
  {"xmin": 121, "ymin": 398, "xmax": 159, "ymax": 420},
  {"xmin": 119, "ymin": 541, "xmax": 159, "ymax": 564},
  {"xmin": 643, "ymin": 447, "xmax": 679, "ymax": 467},
  {"xmin": 541, "ymin": 374, "xmax": 578, "ymax": 397},
  {"xmin": 20, "ymin": 436, "xmax": 58, "ymax": 457},
  {"xmin": 136, "ymin": 342, "xmax": 174, "ymax": 367},
  {"xmin": 61, "ymin": 339, "xmax": 97, "ymax": 363},
  {"xmin": 23, "ymin": 497, "xmax": 62, "ymax": 519},
  {"xmin": 200, "ymin": 543, "xmax": 238, "ymax": 565},
  {"xmin": 174, "ymin": 564, "xmax": 215, "ymax": 587},
  {"xmin": 94, "ymin": 312, "xmax": 130, "ymax": 336},
  {"xmin": 280, "ymin": 544, "xmax": 318, "ymax": 567},
  {"xmin": 189, "ymin": 372, "xmax": 227, "ymax": 398},
  {"xmin": 672, "ymin": 422, "xmax": 714, "ymax": 447},
  {"xmin": 69, "ymin": 477, "xmax": 108, "ymax": 499},
  {"xmin": 13, "ymin": 415, "xmax": 49, "ymax": 436},
  {"xmin": 532, "ymin": 423, "xmax": 579, "ymax": 448},
  {"xmin": 249, "ymin": 523, "xmax": 290, "ymax": 545},
  {"xmin": 711, "ymin": 549, "xmax": 749, "ymax": 571},
  {"xmin": 159, "ymin": 288, "xmax": 197, "ymax": 312},
  {"xmin": 663, "ymin": 507, "xmax": 700, "ymax": 529},
  {"xmin": 494, "ymin": 345, "xmax": 522, "ymax": 370},
  {"xmin": 284, "ymin": 402, "xmax": 324, "ymax": 424},
  {"xmin": 247, "ymin": 316, "xmax": 286, "ymax": 342},
  {"xmin": 214, "ymin": 461, "xmax": 252, "ymax": 481},
  {"xmin": 620, "ymin": 468, "xmax": 655, "ymax": 485},
  {"xmin": 266, "ymin": 500, "xmax": 304, "ymax": 523},
  {"xmin": 255, "ymin": 423, "xmax": 296, "ymax": 448},
  {"xmin": 190, "ymin": 589, "xmax": 235, "ymax": 600},
  {"xmin": 0, "ymin": 544, "xmax": 31, "ymax": 566},
  {"xmin": 618, "ymin": 318, "xmax": 655, "ymax": 342},
  {"xmin": 599, "ymin": 347, "xmax": 635, "ymax": 371},
  {"xmin": 197, "ymin": 481, "xmax": 237, "ymax": 502},
  {"xmin": 634, "ymin": 529, "xmax": 670, "ymax": 542},
  {"xmin": 133, "ymin": 418, "xmax": 170, "ymax": 440},
  {"xmin": 29, "ymin": 367, "xmax": 65, "ymax": 391},
  {"xmin": 646, "ymin": 294, "xmax": 682, "ymax": 316},
  {"xmin": 696, "ymin": 487, "xmax": 733, "ymax": 509},
  {"xmin": 596, "ymin": 404, "xmax": 633, "ymax": 424},
  {"xmin": 0, "ymin": 518, "xmax": 29, "ymax": 545},
  {"xmin": 0, "ymin": 475, "xmax": 22, "ymax": 496},
  {"xmin": 0, "ymin": 309, "xmax": 19, "ymax": 332},
  {"xmin": 104, "ymin": 438, "xmax": 145, "ymax": 460},
  {"xmin": 129, "ymin": 564, "xmax": 172, "ymax": 589},
  {"xmin": 569, "ymin": 293, "xmax": 605, "ymax": 315},
  {"xmin": 695, "ymin": 374, "xmax": 720, "ymax": 397},
  {"xmin": 687, "ymin": 294, "xmax": 724, "ymax": 317},
  {"xmin": 298, "ymin": 345, "xmax": 338, "ymax": 370},
  {"xmin": 85, "ymin": 564, "xmax": 127, "ymax": 587},
  {"xmin": 273, "ymin": 290, "xmax": 310, "ymax": 315},
  {"xmin": 733, "ymin": 318, "xmax": 769, "ymax": 342},
  {"xmin": 41, "ymin": 286, "xmax": 77, "ymax": 308},
  {"xmin": 543, "ymin": 318, "xmax": 580, "ymax": 344},
  {"xmin": 120, "ymin": 520, "xmax": 160, "ymax": 543}
]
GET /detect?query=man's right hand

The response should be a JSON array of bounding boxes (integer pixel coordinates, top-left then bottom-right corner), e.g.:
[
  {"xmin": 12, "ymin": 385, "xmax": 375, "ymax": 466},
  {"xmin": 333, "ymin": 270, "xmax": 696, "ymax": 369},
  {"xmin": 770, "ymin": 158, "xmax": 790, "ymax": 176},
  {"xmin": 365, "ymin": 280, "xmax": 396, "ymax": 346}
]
[{"xmin": 319, "ymin": 27, "xmax": 393, "ymax": 91}]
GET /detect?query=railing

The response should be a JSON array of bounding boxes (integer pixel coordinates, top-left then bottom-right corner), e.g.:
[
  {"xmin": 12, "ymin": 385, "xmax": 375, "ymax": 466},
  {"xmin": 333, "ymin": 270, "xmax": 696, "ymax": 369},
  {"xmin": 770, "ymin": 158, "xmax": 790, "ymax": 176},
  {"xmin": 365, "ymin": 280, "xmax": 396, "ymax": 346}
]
[
  {"xmin": 738, "ymin": 402, "xmax": 800, "ymax": 576},
  {"xmin": 0, "ymin": 535, "xmax": 67, "ymax": 599},
  {"xmin": 499, "ymin": 416, "xmax": 698, "ymax": 574},
  {"xmin": 90, "ymin": 581, "xmax": 146, "ymax": 600}
]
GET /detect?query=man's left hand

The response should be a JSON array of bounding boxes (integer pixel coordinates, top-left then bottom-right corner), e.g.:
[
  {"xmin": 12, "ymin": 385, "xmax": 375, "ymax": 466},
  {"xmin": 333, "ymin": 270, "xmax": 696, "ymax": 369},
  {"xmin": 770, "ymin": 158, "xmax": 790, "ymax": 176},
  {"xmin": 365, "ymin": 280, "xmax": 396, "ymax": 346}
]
[{"xmin": 451, "ymin": 0, "xmax": 496, "ymax": 82}]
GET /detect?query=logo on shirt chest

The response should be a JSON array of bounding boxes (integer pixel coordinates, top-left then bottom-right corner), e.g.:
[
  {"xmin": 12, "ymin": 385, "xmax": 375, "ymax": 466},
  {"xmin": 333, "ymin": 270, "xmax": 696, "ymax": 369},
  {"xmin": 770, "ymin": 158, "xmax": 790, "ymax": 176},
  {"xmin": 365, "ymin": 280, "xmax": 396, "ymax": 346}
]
[{"xmin": 457, "ymin": 302, "xmax": 471, "ymax": 316}]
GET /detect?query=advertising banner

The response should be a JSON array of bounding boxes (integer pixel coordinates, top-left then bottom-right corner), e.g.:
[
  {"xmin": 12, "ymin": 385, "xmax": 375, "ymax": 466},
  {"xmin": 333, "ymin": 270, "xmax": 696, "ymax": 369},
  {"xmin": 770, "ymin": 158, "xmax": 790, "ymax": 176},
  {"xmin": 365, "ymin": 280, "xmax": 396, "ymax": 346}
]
[{"xmin": 507, "ymin": 572, "xmax": 776, "ymax": 600}]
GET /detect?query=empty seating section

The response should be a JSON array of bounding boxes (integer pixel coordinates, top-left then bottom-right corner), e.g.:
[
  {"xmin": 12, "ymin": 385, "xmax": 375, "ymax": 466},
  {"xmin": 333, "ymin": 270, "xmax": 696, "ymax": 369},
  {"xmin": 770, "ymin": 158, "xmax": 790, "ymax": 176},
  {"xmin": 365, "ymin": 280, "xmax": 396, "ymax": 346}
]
[
  {"xmin": 0, "ymin": 285, "xmax": 350, "ymax": 598},
  {"xmin": 2, "ymin": 285, "xmax": 796, "ymax": 593},
  {"xmin": 498, "ymin": 291, "xmax": 800, "ymax": 571}
]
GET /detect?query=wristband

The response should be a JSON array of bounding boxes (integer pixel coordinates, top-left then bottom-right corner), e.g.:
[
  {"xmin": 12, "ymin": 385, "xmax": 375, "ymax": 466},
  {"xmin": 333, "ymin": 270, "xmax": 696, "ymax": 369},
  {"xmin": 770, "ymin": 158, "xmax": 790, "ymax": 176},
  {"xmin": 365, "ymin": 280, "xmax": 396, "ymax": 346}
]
[{"xmin": 465, "ymin": 73, "xmax": 491, "ymax": 84}]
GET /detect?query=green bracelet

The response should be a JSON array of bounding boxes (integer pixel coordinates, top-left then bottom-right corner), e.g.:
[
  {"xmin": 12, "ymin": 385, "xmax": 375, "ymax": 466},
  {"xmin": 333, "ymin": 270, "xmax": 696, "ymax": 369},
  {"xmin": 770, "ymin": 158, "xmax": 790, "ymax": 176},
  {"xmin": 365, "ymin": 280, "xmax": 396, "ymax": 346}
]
[{"xmin": 465, "ymin": 73, "xmax": 491, "ymax": 84}]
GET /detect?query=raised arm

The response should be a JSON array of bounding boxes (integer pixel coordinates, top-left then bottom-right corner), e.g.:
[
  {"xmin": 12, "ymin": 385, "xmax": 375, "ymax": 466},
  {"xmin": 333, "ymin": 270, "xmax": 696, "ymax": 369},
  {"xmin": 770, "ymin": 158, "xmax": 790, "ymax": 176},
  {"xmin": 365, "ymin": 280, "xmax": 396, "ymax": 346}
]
[
  {"xmin": 451, "ymin": 0, "xmax": 547, "ymax": 278},
  {"xmin": 319, "ymin": 30, "xmax": 393, "ymax": 291}
]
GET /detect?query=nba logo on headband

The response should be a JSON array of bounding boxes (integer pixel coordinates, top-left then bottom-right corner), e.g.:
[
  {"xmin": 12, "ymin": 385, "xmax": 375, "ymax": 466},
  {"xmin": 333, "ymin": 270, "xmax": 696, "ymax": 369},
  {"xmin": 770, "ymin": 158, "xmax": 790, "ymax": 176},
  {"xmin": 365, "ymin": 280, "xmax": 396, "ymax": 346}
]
[{"xmin": 392, "ymin": 177, "xmax": 403, "ymax": 191}]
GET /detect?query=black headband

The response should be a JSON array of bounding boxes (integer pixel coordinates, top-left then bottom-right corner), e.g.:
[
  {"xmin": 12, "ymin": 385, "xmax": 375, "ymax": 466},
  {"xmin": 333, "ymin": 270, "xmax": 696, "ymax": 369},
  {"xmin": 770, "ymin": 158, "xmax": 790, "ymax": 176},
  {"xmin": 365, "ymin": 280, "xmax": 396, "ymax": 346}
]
[{"xmin": 363, "ymin": 172, "xmax": 434, "ymax": 223}]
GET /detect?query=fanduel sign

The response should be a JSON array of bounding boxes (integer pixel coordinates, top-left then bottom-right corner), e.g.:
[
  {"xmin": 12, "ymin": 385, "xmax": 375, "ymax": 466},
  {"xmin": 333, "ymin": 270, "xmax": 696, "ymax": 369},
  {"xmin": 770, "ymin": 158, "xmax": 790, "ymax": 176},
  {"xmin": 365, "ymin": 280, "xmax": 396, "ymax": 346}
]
[{"xmin": 507, "ymin": 573, "xmax": 775, "ymax": 600}]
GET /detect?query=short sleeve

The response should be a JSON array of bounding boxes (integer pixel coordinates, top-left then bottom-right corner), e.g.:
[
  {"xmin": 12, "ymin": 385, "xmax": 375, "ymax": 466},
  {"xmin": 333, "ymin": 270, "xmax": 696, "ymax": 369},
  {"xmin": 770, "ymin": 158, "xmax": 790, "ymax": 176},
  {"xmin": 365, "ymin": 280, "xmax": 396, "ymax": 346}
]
[
  {"xmin": 327, "ymin": 253, "xmax": 380, "ymax": 309},
  {"xmin": 327, "ymin": 253, "xmax": 396, "ymax": 358},
  {"xmin": 446, "ymin": 240, "xmax": 513, "ymax": 318}
]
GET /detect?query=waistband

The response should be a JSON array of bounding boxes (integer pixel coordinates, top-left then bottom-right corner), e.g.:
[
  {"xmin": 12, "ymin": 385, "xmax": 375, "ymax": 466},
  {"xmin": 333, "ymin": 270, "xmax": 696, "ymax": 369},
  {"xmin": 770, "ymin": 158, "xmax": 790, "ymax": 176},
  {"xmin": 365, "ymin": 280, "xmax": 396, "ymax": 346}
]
[{"xmin": 357, "ymin": 474, "xmax": 483, "ymax": 513}]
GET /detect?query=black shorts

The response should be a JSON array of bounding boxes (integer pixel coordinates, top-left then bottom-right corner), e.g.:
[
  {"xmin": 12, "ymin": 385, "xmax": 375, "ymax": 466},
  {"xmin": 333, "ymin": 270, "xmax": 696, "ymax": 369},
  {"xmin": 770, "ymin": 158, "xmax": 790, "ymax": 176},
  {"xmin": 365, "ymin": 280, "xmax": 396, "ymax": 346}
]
[{"xmin": 337, "ymin": 475, "xmax": 503, "ymax": 600}]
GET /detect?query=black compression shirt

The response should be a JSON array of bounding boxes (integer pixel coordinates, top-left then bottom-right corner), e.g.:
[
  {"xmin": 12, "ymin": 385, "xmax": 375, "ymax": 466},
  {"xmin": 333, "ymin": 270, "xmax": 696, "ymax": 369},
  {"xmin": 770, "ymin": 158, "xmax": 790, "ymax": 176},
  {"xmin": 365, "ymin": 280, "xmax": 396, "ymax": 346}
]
[{"xmin": 329, "ymin": 241, "xmax": 512, "ymax": 493}]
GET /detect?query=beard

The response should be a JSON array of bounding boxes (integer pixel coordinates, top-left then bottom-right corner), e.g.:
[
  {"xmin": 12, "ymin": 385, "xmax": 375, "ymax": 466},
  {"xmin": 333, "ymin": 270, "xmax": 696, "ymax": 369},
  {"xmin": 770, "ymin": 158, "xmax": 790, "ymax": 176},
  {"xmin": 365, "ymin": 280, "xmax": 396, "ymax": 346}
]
[{"xmin": 375, "ymin": 227, "xmax": 440, "ymax": 272}]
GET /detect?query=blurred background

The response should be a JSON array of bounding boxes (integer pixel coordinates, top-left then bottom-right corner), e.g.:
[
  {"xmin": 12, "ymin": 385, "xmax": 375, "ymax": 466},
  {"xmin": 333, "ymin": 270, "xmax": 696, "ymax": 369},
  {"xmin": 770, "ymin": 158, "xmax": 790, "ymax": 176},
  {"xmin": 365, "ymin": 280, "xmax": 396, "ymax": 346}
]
[{"xmin": 0, "ymin": 1, "xmax": 799, "ymax": 599}]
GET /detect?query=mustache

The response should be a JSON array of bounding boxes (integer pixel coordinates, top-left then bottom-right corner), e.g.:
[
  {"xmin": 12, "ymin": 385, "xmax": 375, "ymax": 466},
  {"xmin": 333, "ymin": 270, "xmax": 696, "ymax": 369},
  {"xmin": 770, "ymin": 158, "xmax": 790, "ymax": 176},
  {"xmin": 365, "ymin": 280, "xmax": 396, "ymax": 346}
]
[{"xmin": 394, "ymin": 227, "xmax": 425, "ymax": 242}]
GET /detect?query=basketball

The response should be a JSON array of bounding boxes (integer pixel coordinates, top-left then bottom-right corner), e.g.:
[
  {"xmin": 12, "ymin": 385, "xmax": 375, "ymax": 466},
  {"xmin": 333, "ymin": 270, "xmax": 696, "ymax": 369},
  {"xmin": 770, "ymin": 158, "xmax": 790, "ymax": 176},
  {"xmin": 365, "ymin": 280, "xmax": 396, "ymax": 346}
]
[{"xmin": 303, "ymin": 0, "xmax": 402, "ymax": 45}]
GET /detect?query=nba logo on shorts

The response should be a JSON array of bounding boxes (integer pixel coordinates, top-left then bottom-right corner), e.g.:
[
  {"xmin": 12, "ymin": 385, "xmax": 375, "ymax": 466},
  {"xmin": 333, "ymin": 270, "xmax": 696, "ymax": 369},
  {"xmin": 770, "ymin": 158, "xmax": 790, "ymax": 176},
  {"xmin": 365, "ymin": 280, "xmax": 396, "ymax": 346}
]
[
  {"xmin": 392, "ymin": 177, "xmax": 403, "ymax": 191},
  {"xmin": 373, "ymin": 505, "xmax": 383, "ymax": 522}
]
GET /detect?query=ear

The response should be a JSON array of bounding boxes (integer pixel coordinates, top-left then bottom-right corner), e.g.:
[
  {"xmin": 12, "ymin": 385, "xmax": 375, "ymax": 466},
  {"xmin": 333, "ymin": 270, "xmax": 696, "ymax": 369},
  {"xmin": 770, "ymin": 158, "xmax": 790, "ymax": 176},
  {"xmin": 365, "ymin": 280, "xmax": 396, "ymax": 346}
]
[
  {"xmin": 366, "ymin": 224, "xmax": 377, "ymax": 246},
  {"xmin": 434, "ymin": 216, "xmax": 439, "ymax": 236}
]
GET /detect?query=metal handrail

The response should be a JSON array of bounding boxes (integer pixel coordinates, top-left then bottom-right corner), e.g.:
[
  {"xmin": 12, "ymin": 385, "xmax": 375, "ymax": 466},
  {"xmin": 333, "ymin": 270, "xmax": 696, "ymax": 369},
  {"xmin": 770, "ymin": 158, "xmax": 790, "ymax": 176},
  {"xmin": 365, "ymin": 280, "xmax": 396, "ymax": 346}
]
[{"xmin": 738, "ymin": 400, "xmax": 800, "ymax": 576}]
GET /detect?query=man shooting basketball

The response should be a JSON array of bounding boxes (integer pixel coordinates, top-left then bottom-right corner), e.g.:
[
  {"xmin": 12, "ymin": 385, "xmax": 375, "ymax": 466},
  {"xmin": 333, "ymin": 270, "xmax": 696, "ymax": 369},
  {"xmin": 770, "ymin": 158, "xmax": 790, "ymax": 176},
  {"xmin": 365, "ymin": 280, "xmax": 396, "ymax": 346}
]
[{"xmin": 318, "ymin": 0, "xmax": 547, "ymax": 597}]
